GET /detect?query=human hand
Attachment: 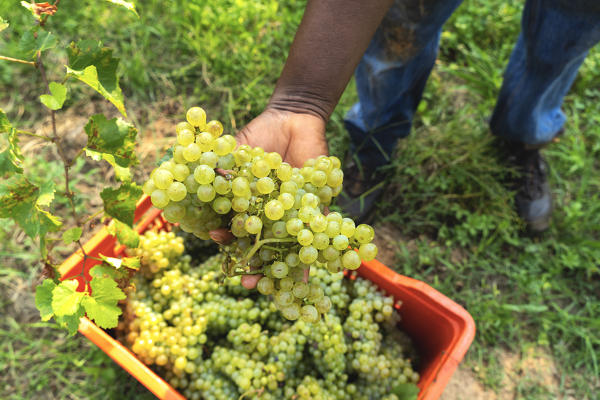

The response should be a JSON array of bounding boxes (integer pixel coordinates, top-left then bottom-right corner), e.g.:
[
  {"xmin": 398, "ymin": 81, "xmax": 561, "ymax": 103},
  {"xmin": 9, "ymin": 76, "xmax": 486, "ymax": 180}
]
[
  {"xmin": 209, "ymin": 109, "xmax": 327, "ymax": 288},
  {"xmin": 236, "ymin": 108, "xmax": 328, "ymax": 167}
]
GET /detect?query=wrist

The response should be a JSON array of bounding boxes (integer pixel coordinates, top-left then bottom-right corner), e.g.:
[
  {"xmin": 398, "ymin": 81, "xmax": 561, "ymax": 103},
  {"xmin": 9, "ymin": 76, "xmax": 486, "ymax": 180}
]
[{"xmin": 267, "ymin": 86, "xmax": 335, "ymax": 123}]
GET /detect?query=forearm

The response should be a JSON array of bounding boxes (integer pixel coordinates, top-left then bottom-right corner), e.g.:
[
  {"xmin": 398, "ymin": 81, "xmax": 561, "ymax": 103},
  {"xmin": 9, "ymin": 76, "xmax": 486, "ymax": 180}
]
[{"xmin": 268, "ymin": 0, "xmax": 394, "ymax": 122}]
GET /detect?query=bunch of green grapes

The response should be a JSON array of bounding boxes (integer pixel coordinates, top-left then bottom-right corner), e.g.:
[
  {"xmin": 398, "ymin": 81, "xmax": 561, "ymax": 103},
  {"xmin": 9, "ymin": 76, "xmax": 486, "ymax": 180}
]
[
  {"xmin": 143, "ymin": 106, "xmax": 379, "ymax": 321},
  {"xmin": 123, "ymin": 232, "xmax": 419, "ymax": 400},
  {"xmin": 130, "ymin": 230, "xmax": 185, "ymax": 273}
]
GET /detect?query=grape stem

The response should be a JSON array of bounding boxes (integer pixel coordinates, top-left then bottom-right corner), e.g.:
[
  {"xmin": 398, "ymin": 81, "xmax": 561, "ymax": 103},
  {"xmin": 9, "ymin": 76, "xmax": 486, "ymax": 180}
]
[{"xmin": 243, "ymin": 237, "xmax": 297, "ymax": 263}]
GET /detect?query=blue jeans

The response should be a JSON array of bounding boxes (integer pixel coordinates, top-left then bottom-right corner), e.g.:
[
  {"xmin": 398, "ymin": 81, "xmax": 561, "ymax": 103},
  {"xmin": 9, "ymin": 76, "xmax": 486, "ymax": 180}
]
[{"xmin": 344, "ymin": 0, "xmax": 600, "ymax": 170}]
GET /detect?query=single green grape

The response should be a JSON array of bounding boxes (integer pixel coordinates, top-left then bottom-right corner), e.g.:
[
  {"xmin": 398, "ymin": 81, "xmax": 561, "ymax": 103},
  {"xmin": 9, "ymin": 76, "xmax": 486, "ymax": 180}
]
[
  {"xmin": 256, "ymin": 177, "xmax": 275, "ymax": 194},
  {"xmin": 251, "ymin": 159, "xmax": 270, "ymax": 178},
  {"xmin": 358, "ymin": 243, "xmax": 378, "ymax": 261},
  {"xmin": 212, "ymin": 197, "xmax": 231, "ymax": 214},
  {"xmin": 151, "ymin": 189, "xmax": 169, "ymax": 208},
  {"xmin": 264, "ymin": 200, "xmax": 284, "ymax": 220},
  {"xmin": 297, "ymin": 229, "xmax": 314, "ymax": 246},
  {"xmin": 244, "ymin": 216, "xmax": 263, "ymax": 235},
  {"xmin": 153, "ymin": 169, "xmax": 174, "ymax": 190},
  {"xmin": 177, "ymin": 129, "xmax": 195, "ymax": 146},
  {"xmin": 342, "ymin": 250, "xmax": 362, "ymax": 270},
  {"xmin": 196, "ymin": 185, "xmax": 216, "ymax": 202},
  {"xmin": 186, "ymin": 107, "xmax": 207, "ymax": 129},
  {"xmin": 183, "ymin": 143, "xmax": 202, "ymax": 162},
  {"xmin": 166, "ymin": 182, "xmax": 187, "ymax": 202},
  {"xmin": 206, "ymin": 120, "xmax": 223, "ymax": 138},
  {"xmin": 194, "ymin": 165, "xmax": 215, "ymax": 185}
]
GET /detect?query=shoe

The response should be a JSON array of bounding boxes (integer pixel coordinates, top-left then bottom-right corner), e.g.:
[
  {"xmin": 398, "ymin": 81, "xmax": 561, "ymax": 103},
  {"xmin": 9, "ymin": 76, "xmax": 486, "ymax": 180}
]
[
  {"xmin": 336, "ymin": 158, "xmax": 388, "ymax": 223},
  {"xmin": 497, "ymin": 139, "xmax": 552, "ymax": 233}
]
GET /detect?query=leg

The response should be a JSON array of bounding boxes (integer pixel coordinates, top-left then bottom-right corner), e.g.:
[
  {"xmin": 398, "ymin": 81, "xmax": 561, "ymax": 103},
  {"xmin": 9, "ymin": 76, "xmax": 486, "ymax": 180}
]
[
  {"xmin": 491, "ymin": 0, "xmax": 600, "ymax": 145},
  {"xmin": 344, "ymin": 0, "xmax": 464, "ymax": 171},
  {"xmin": 491, "ymin": 0, "xmax": 600, "ymax": 231}
]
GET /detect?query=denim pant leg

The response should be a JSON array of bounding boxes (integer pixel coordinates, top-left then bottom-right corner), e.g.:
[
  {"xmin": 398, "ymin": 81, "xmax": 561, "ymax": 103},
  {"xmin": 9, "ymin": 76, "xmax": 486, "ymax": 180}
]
[
  {"xmin": 344, "ymin": 0, "xmax": 463, "ymax": 171},
  {"xmin": 490, "ymin": 0, "xmax": 600, "ymax": 145}
]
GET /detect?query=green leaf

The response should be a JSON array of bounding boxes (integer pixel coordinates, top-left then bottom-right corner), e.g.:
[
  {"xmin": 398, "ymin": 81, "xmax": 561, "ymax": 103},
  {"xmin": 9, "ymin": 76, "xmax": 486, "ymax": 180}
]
[
  {"xmin": 84, "ymin": 114, "xmax": 138, "ymax": 168},
  {"xmin": 104, "ymin": 0, "xmax": 139, "ymax": 17},
  {"xmin": 66, "ymin": 41, "xmax": 126, "ymax": 116},
  {"xmin": 89, "ymin": 264, "xmax": 124, "ymax": 280},
  {"xmin": 18, "ymin": 29, "xmax": 57, "ymax": 60},
  {"xmin": 62, "ymin": 227, "xmax": 82, "ymax": 244},
  {"xmin": 391, "ymin": 383, "xmax": 420, "ymax": 400},
  {"xmin": 122, "ymin": 256, "xmax": 140, "ymax": 270},
  {"xmin": 52, "ymin": 279, "xmax": 85, "ymax": 317},
  {"xmin": 55, "ymin": 305, "xmax": 84, "ymax": 335},
  {"xmin": 0, "ymin": 109, "xmax": 24, "ymax": 175},
  {"xmin": 39, "ymin": 82, "xmax": 67, "ymax": 110},
  {"xmin": 82, "ymin": 276, "xmax": 126, "ymax": 329},
  {"xmin": 35, "ymin": 279, "xmax": 56, "ymax": 321},
  {"xmin": 110, "ymin": 219, "xmax": 139, "ymax": 248},
  {"xmin": 100, "ymin": 182, "xmax": 142, "ymax": 226},
  {"xmin": 0, "ymin": 17, "xmax": 8, "ymax": 32}
]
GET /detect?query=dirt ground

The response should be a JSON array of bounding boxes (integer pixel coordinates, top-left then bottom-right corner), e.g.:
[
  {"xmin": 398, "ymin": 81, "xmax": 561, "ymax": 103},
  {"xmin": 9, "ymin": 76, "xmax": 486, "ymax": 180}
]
[{"xmin": 440, "ymin": 348, "xmax": 566, "ymax": 400}]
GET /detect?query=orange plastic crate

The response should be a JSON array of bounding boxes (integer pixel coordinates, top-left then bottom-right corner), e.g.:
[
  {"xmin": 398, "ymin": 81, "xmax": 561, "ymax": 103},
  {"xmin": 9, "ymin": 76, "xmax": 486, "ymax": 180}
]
[{"xmin": 59, "ymin": 196, "xmax": 475, "ymax": 400}]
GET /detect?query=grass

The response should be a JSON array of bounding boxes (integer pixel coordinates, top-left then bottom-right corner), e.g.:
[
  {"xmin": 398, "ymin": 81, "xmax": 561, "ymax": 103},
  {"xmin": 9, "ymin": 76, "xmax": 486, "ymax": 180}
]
[{"xmin": 1, "ymin": 0, "xmax": 599, "ymax": 399}]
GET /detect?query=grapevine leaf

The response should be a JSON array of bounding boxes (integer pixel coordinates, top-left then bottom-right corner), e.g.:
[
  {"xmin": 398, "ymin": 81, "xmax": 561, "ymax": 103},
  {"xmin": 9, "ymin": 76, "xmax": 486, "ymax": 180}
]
[
  {"xmin": 55, "ymin": 305, "xmax": 84, "ymax": 335},
  {"xmin": 109, "ymin": 219, "xmax": 139, "ymax": 248},
  {"xmin": 85, "ymin": 150, "xmax": 131, "ymax": 181},
  {"xmin": 62, "ymin": 227, "xmax": 82, "ymax": 244},
  {"xmin": 18, "ymin": 28, "xmax": 57, "ymax": 60},
  {"xmin": 0, "ymin": 17, "xmax": 8, "ymax": 32},
  {"xmin": 0, "ymin": 108, "xmax": 24, "ymax": 174},
  {"xmin": 35, "ymin": 279, "xmax": 56, "ymax": 321},
  {"xmin": 104, "ymin": 0, "xmax": 139, "ymax": 17},
  {"xmin": 39, "ymin": 82, "xmax": 67, "ymax": 110},
  {"xmin": 82, "ymin": 276, "xmax": 125, "ymax": 329},
  {"xmin": 52, "ymin": 279, "xmax": 85, "ymax": 317},
  {"xmin": 100, "ymin": 182, "xmax": 142, "ymax": 226},
  {"xmin": 36, "ymin": 180, "xmax": 55, "ymax": 207},
  {"xmin": 66, "ymin": 40, "xmax": 125, "ymax": 116},
  {"xmin": 89, "ymin": 264, "xmax": 124, "ymax": 280},
  {"xmin": 99, "ymin": 254, "xmax": 124, "ymax": 269},
  {"xmin": 84, "ymin": 114, "xmax": 138, "ymax": 168},
  {"xmin": 99, "ymin": 254, "xmax": 139, "ymax": 270},
  {"xmin": 391, "ymin": 383, "xmax": 420, "ymax": 400}
]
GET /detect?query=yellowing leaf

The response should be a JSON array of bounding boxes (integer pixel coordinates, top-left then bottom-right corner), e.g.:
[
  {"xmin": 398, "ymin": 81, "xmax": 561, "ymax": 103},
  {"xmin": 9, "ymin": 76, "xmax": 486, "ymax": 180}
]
[
  {"xmin": 35, "ymin": 279, "xmax": 56, "ymax": 321},
  {"xmin": 52, "ymin": 279, "xmax": 85, "ymax": 316},
  {"xmin": 39, "ymin": 82, "xmax": 67, "ymax": 110}
]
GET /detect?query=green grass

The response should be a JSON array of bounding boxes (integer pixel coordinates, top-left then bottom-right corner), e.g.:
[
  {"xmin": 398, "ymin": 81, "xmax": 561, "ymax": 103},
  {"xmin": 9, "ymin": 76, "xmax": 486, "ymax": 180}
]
[{"xmin": 1, "ymin": 0, "xmax": 599, "ymax": 398}]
